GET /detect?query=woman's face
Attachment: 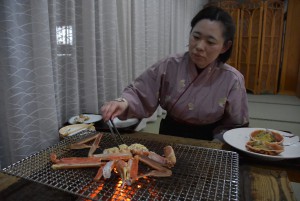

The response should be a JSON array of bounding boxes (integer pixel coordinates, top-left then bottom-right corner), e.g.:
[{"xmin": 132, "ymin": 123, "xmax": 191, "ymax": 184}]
[{"xmin": 189, "ymin": 19, "xmax": 230, "ymax": 68}]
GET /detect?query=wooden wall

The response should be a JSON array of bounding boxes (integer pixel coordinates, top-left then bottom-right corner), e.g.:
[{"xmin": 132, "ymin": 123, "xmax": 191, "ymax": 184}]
[
  {"xmin": 207, "ymin": 0, "xmax": 300, "ymax": 97},
  {"xmin": 280, "ymin": 0, "xmax": 300, "ymax": 97}
]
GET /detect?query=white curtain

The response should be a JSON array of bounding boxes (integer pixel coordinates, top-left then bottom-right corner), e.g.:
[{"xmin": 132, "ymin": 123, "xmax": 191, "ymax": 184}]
[{"xmin": 0, "ymin": 0, "xmax": 207, "ymax": 168}]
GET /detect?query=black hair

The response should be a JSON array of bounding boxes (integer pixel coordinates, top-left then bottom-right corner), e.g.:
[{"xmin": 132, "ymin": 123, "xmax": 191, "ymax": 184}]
[{"xmin": 190, "ymin": 6, "xmax": 235, "ymax": 63}]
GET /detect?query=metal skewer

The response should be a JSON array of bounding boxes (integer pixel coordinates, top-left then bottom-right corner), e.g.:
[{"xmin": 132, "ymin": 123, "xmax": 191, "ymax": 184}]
[{"xmin": 107, "ymin": 119, "xmax": 125, "ymax": 145}]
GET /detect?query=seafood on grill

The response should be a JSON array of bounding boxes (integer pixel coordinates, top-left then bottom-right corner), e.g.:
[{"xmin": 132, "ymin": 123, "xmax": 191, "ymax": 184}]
[{"xmin": 50, "ymin": 133, "xmax": 176, "ymax": 187}]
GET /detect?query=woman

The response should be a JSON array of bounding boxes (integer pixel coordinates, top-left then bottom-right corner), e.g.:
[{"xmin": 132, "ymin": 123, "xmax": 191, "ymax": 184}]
[{"xmin": 101, "ymin": 6, "xmax": 249, "ymax": 141}]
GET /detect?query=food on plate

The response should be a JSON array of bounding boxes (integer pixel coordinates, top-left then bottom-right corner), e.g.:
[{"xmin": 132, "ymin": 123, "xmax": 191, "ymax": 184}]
[
  {"xmin": 245, "ymin": 140, "xmax": 284, "ymax": 155},
  {"xmin": 59, "ymin": 124, "xmax": 95, "ymax": 137},
  {"xmin": 74, "ymin": 114, "xmax": 90, "ymax": 123},
  {"xmin": 250, "ymin": 129, "xmax": 284, "ymax": 144},
  {"xmin": 245, "ymin": 129, "xmax": 285, "ymax": 156},
  {"xmin": 51, "ymin": 133, "xmax": 176, "ymax": 187}
]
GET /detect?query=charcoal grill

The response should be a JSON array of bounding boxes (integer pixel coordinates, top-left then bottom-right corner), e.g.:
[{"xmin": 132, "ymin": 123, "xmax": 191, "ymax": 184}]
[{"xmin": 1, "ymin": 131, "xmax": 239, "ymax": 201}]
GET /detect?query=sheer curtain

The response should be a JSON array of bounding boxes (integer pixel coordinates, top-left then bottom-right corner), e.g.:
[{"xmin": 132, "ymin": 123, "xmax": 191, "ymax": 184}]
[{"xmin": 0, "ymin": 0, "xmax": 206, "ymax": 168}]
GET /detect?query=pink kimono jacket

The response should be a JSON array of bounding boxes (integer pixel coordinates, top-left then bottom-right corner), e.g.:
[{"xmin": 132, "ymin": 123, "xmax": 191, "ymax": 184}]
[{"xmin": 121, "ymin": 52, "xmax": 249, "ymax": 138}]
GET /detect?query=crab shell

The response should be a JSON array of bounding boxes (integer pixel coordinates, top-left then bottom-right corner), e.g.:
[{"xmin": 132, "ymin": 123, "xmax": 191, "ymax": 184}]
[
  {"xmin": 250, "ymin": 130, "xmax": 284, "ymax": 144},
  {"xmin": 245, "ymin": 140, "xmax": 284, "ymax": 156}
]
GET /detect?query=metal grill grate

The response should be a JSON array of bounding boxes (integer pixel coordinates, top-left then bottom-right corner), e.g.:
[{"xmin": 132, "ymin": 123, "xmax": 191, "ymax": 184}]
[{"xmin": 1, "ymin": 131, "xmax": 239, "ymax": 201}]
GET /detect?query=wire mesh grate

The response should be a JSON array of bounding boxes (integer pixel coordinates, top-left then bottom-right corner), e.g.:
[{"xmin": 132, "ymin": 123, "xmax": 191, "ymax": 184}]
[{"xmin": 1, "ymin": 131, "xmax": 239, "ymax": 201}]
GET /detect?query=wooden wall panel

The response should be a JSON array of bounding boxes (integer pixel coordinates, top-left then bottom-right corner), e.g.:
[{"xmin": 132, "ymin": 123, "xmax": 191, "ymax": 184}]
[
  {"xmin": 280, "ymin": 0, "xmax": 300, "ymax": 96},
  {"xmin": 258, "ymin": 1, "xmax": 284, "ymax": 94},
  {"xmin": 238, "ymin": 3, "xmax": 263, "ymax": 94},
  {"xmin": 207, "ymin": 0, "xmax": 285, "ymax": 95}
]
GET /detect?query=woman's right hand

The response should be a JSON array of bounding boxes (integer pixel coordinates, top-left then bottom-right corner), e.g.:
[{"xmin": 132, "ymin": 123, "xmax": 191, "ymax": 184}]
[{"xmin": 100, "ymin": 99, "xmax": 128, "ymax": 122}]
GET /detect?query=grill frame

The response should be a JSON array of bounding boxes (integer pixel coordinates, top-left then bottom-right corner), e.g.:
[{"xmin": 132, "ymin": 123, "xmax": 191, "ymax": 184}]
[{"xmin": 1, "ymin": 131, "xmax": 239, "ymax": 201}]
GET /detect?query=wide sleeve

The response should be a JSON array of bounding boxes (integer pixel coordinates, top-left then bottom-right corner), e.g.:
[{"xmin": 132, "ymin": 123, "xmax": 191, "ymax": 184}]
[
  {"xmin": 213, "ymin": 74, "xmax": 249, "ymax": 141},
  {"xmin": 119, "ymin": 61, "xmax": 165, "ymax": 120}
]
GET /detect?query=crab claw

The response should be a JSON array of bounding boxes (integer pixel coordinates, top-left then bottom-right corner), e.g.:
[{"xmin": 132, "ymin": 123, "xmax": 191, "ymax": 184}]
[
  {"xmin": 94, "ymin": 165, "xmax": 105, "ymax": 182},
  {"xmin": 115, "ymin": 160, "xmax": 130, "ymax": 188},
  {"xmin": 146, "ymin": 146, "xmax": 176, "ymax": 168},
  {"xmin": 137, "ymin": 155, "xmax": 172, "ymax": 178},
  {"xmin": 129, "ymin": 155, "xmax": 139, "ymax": 182},
  {"xmin": 114, "ymin": 155, "xmax": 140, "ymax": 188},
  {"xmin": 103, "ymin": 160, "xmax": 116, "ymax": 179},
  {"xmin": 164, "ymin": 146, "xmax": 176, "ymax": 168}
]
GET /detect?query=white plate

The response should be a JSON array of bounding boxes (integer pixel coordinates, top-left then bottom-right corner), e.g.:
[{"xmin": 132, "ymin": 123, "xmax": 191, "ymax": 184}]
[
  {"xmin": 110, "ymin": 118, "xmax": 139, "ymax": 128},
  {"xmin": 68, "ymin": 114, "xmax": 102, "ymax": 124},
  {"xmin": 223, "ymin": 128, "xmax": 300, "ymax": 161}
]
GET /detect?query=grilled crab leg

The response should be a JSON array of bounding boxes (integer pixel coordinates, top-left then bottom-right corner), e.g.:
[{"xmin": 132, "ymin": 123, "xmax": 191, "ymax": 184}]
[
  {"xmin": 114, "ymin": 155, "xmax": 139, "ymax": 187},
  {"xmin": 131, "ymin": 145, "xmax": 176, "ymax": 168},
  {"xmin": 93, "ymin": 152, "xmax": 133, "ymax": 161},
  {"xmin": 115, "ymin": 160, "xmax": 130, "ymax": 188},
  {"xmin": 93, "ymin": 160, "xmax": 117, "ymax": 182},
  {"xmin": 88, "ymin": 133, "xmax": 103, "ymax": 156},
  {"xmin": 137, "ymin": 155, "xmax": 172, "ymax": 178},
  {"xmin": 103, "ymin": 160, "xmax": 116, "ymax": 179},
  {"xmin": 111, "ymin": 153, "xmax": 173, "ymax": 185},
  {"xmin": 51, "ymin": 152, "xmax": 131, "ymax": 171},
  {"xmin": 69, "ymin": 133, "xmax": 102, "ymax": 150},
  {"xmin": 52, "ymin": 162, "xmax": 104, "ymax": 170},
  {"xmin": 93, "ymin": 154, "xmax": 136, "ymax": 182},
  {"xmin": 50, "ymin": 153, "xmax": 104, "ymax": 170},
  {"xmin": 129, "ymin": 155, "xmax": 139, "ymax": 181},
  {"xmin": 94, "ymin": 165, "xmax": 105, "ymax": 181}
]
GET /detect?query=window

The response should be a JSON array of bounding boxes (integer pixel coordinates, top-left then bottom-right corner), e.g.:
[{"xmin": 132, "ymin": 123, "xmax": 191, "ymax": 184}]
[{"xmin": 56, "ymin": 25, "xmax": 73, "ymax": 56}]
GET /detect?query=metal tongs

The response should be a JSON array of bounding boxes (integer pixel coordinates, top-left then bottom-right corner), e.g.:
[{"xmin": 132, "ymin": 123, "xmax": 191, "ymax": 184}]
[{"xmin": 107, "ymin": 119, "xmax": 125, "ymax": 146}]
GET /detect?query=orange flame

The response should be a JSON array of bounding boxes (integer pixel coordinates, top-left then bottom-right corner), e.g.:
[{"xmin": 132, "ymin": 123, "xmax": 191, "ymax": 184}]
[{"xmin": 82, "ymin": 176, "xmax": 156, "ymax": 200}]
